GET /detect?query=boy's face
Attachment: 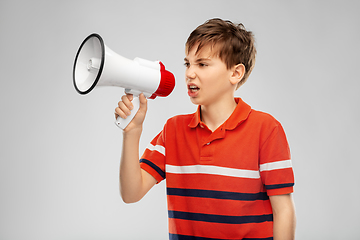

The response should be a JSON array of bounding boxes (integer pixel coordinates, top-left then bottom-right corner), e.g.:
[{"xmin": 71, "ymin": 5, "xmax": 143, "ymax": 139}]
[{"xmin": 184, "ymin": 44, "xmax": 235, "ymax": 106}]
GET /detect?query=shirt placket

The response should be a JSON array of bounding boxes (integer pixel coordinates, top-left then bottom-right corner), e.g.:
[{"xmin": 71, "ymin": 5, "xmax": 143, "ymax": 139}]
[{"xmin": 198, "ymin": 125, "xmax": 226, "ymax": 163}]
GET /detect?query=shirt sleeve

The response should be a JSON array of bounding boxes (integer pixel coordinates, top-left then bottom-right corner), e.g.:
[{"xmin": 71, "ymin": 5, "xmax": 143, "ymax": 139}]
[
  {"xmin": 259, "ymin": 122, "xmax": 295, "ymax": 196},
  {"xmin": 140, "ymin": 129, "xmax": 166, "ymax": 183}
]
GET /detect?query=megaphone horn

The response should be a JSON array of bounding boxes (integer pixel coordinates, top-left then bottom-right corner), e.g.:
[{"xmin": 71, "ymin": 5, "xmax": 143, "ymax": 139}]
[{"xmin": 73, "ymin": 33, "xmax": 175, "ymax": 129}]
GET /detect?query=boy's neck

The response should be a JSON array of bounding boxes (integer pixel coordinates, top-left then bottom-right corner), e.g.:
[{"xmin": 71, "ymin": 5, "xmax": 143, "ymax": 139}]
[{"xmin": 200, "ymin": 96, "xmax": 237, "ymax": 132}]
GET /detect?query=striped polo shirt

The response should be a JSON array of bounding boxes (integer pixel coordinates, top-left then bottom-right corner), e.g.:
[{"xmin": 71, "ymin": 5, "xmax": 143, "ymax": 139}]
[{"xmin": 140, "ymin": 98, "xmax": 294, "ymax": 240}]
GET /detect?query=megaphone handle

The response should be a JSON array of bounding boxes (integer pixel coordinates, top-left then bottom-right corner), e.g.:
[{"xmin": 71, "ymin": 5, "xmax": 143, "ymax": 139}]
[{"xmin": 115, "ymin": 96, "xmax": 140, "ymax": 130}]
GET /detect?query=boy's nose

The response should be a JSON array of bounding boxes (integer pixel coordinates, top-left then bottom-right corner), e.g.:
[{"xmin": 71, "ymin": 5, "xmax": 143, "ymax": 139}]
[{"xmin": 185, "ymin": 67, "xmax": 196, "ymax": 80}]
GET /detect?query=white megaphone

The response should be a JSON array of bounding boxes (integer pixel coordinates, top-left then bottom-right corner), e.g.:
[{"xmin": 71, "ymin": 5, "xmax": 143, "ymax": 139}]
[{"xmin": 73, "ymin": 33, "xmax": 175, "ymax": 129}]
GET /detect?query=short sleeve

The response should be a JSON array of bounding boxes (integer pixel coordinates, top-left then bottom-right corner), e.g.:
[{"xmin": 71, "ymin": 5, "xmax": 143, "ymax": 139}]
[
  {"xmin": 140, "ymin": 130, "xmax": 166, "ymax": 183},
  {"xmin": 259, "ymin": 122, "xmax": 295, "ymax": 196}
]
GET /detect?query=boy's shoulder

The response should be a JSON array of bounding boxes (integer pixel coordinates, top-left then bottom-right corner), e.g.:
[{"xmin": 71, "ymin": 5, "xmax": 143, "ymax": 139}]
[
  {"xmin": 249, "ymin": 109, "xmax": 279, "ymax": 122},
  {"xmin": 166, "ymin": 112, "xmax": 195, "ymax": 125},
  {"xmin": 247, "ymin": 109, "xmax": 284, "ymax": 133},
  {"xmin": 243, "ymin": 109, "xmax": 281, "ymax": 127},
  {"xmin": 158, "ymin": 113, "xmax": 195, "ymax": 135}
]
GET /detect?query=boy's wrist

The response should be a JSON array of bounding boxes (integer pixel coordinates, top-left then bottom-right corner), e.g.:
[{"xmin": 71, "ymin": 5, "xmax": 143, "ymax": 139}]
[{"xmin": 122, "ymin": 126, "xmax": 143, "ymax": 136}]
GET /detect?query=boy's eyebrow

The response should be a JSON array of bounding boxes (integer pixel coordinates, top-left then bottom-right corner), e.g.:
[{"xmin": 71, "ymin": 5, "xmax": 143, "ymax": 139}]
[{"xmin": 183, "ymin": 57, "xmax": 211, "ymax": 62}]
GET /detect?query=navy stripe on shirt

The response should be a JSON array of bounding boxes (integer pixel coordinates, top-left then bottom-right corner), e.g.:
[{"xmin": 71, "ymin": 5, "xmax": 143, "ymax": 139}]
[
  {"xmin": 169, "ymin": 234, "xmax": 273, "ymax": 240},
  {"xmin": 167, "ymin": 188, "xmax": 269, "ymax": 201},
  {"xmin": 169, "ymin": 233, "xmax": 222, "ymax": 240},
  {"xmin": 265, "ymin": 183, "xmax": 294, "ymax": 190},
  {"xmin": 139, "ymin": 159, "xmax": 165, "ymax": 179},
  {"xmin": 168, "ymin": 210, "xmax": 273, "ymax": 224}
]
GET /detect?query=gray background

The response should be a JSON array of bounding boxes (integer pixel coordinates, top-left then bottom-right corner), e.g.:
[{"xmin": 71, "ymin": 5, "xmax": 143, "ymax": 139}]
[{"xmin": 1, "ymin": 0, "xmax": 359, "ymax": 239}]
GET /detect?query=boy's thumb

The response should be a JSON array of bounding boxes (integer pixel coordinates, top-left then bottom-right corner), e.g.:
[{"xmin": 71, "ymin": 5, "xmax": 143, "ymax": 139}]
[{"xmin": 138, "ymin": 93, "xmax": 148, "ymax": 113}]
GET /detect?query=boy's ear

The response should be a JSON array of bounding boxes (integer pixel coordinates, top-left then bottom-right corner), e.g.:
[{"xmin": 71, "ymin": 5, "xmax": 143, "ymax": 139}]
[{"xmin": 230, "ymin": 64, "xmax": 245, "ymax": 85}]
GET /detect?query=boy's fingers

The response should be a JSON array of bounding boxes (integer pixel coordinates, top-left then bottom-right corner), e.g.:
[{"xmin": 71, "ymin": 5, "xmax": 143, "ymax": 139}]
[
  {"xmin": 121, "ymin": 94, "xmax": 134, "ymax": 110},
  {"xmin": 115, "ymin": 105, "xmax": 128, "ymax": 119},
  {"xmin": 116, "ymin": 95, "xmax": 134, "ymax": 118},
  {"xmin": 125, "ymin": 93, "xmax": 133, "ymax": 101},
  {"xmin": 115, "ymin": 93, "xmax": 147, "ymax": 130}
]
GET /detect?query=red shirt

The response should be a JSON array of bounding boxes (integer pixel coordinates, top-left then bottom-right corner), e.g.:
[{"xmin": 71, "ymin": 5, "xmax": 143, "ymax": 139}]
[{"xmin": 140, "ymin": 98, "xmax": 294, "ymax": 240}]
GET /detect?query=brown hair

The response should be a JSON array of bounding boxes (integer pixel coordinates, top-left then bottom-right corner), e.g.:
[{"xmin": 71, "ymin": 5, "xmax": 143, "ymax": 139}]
[{"xmin": 186, "ymin": 18, "xmax": 257, "ymax": 89}]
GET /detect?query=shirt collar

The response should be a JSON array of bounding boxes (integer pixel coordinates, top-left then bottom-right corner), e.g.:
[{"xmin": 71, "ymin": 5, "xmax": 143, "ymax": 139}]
[{"xmin": 188, "ymin": 98, "xmax": 252, "ymax": 130}]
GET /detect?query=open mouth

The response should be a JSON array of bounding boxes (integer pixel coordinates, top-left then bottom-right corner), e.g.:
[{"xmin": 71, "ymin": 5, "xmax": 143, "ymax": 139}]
[{"xmin": 188, "ymin": 85, "xmax": 200, "ymax": 92}]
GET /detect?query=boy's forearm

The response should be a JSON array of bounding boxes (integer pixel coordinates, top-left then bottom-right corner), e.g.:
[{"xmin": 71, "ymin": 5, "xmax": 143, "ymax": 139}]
[
  {"xmin": 270, "ymin": 194, "xmax": 296, "ymax": 240},
  {"xmin": 273, "ymin": 208, "xmax": 296, "ymax": 240},
  {"xmin": 119, "ymin": 128, "xmax": 145, "ymax": 203}
]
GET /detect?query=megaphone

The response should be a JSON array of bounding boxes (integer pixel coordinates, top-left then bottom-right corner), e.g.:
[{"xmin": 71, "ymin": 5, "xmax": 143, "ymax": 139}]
[{"xmin": 73, "ymin": 33, "xmax": 175, "ymax": 129}]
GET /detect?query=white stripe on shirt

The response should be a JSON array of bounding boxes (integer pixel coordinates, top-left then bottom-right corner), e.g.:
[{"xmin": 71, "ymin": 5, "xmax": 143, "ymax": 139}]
[
  {"xmin": 146, "ymin": 143, "xmax": 165, "ymax": 156},
  {"xmin": 259, "ymin": 160, "xmax": 292, "ymax": 172},
  {"xmin": 166, "ymin": 164, "xmax": 260, "ymax": 179}
]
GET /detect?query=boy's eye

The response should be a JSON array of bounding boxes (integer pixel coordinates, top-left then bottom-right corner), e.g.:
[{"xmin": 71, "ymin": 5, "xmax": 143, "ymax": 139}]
[
  {"xmin": 184, "ymin": 62, "xmax": 190, "ymax": 67},
  {"xmin": 198, "ymin": 63, "xmax": 208, "ymax": 67}
]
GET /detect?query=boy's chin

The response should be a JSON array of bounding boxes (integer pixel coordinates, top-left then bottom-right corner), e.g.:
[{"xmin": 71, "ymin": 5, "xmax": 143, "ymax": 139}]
[
  {"xmin": 189, "ymin": 96, "xmax": 204, "ymax": 106},
  {"xmin": 189, "ymin": 97, "xmax": 200, "ymax": 105}
]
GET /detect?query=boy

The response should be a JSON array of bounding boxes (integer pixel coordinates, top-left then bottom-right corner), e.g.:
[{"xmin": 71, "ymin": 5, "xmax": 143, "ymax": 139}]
[{"xmin": 115, "ymin": 18, "xmax": 296, "ymax": 240}]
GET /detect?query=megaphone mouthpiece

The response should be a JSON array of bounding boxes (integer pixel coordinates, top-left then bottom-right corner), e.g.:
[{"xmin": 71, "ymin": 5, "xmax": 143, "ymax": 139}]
[{"xmin": 149, "ymin": 62, "xmax": 175, "ymax": 99}]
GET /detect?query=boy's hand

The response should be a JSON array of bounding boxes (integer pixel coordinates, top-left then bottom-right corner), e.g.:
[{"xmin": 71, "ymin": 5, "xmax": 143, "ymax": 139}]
[{"xmin": 115, "ymin": 93, "xmax": 147, "ymax": 132}]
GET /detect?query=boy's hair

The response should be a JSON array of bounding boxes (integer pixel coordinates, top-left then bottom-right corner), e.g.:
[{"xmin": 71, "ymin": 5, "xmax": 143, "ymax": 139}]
[{"xmin": 186, "ymin": 18, "xmax": 257, "ymax": 89}]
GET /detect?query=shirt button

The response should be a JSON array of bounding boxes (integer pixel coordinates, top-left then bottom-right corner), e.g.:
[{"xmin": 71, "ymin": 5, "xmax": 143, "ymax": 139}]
[{"xmin": 206, "ymin": 142, "xmax": 211, "ymax": 145}]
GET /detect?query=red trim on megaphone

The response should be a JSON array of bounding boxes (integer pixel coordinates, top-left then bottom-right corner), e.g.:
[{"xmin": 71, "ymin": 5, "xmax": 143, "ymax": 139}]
[{"xmin": 149, "ymin": 62, "xmax": 175, "ymax": 99}]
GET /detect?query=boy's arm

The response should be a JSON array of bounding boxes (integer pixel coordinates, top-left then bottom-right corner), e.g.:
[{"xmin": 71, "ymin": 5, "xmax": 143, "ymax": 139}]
[
  {"xmin": 269, "ymin": 194, "xmax": 296, "ymax": 240},
  {"xmin": 116, "ymin": 93, "xmax": 157, "ymax": 203}
]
